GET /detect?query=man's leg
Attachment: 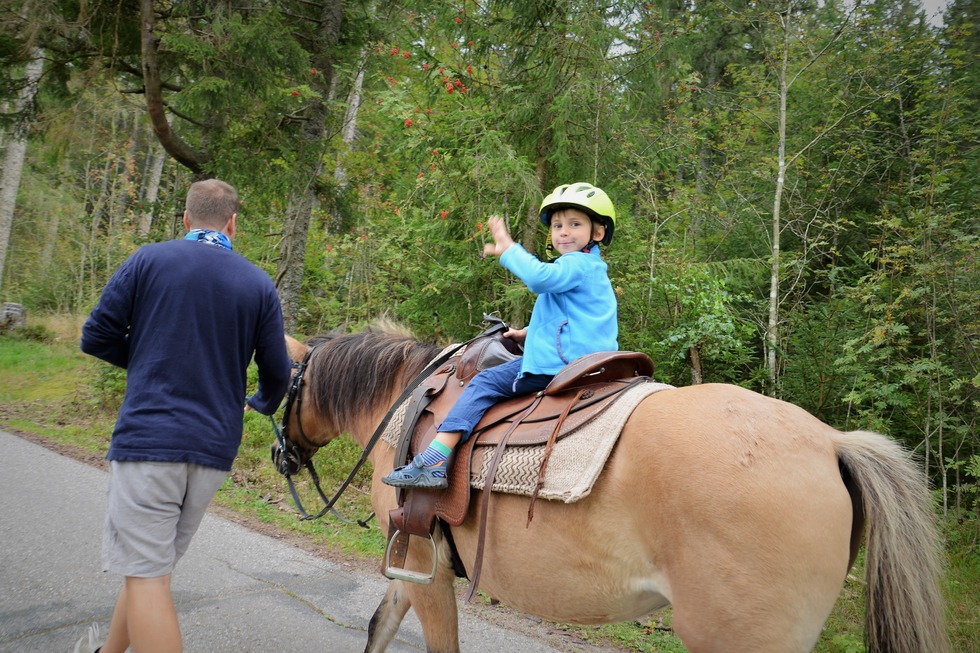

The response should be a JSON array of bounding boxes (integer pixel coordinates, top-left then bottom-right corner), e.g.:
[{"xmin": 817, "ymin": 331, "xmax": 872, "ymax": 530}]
[
  {"xmin": 98, "ymin": 584, "xmax": 130, "ymax": 653},
  {"xmin": 125, "ymin": 575, "xmax": 180, "ymax": 653},
  {"xmin": 101, "ymin": 462, "xmax": 224, "ymax": 652}
]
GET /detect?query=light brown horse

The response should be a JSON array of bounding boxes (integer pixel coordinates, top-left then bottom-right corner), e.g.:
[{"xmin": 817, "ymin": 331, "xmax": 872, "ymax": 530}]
[{"xmin": 277, "ymin": 323, "xmax": 948, "ymax": 653}]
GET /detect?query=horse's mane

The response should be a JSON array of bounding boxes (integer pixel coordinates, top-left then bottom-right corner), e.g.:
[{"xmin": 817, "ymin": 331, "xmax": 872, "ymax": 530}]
[{"xmin": 304, "ymin": 319, "xmax": 443, "ymax": 430}]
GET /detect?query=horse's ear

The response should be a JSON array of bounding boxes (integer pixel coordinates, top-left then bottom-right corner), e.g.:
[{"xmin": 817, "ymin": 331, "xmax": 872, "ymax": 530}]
[{"xmin": 284, "ymin": 334, "xmax": 309, "ymax": 363}]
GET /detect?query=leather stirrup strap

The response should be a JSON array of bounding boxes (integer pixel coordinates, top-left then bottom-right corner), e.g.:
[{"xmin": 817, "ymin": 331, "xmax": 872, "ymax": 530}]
[
  {"xmin": 526, "ymin": 388, "xmax": 584, "ymax": 526},
  {"xmin": 384, "ymin": 514, "xmax": 411, "ymax": 574},
  {"xmin": 391, "ymin": 382, "xmax": 441, "ymax": 507},
  {"xmin": 465, "ymin": 394, "xmax": 544, "ymax": 603}
]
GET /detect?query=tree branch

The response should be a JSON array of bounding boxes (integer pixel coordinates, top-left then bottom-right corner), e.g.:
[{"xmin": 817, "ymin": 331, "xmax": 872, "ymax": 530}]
[{"xmin": 141, "ymin": 0, "xmax": 209, "ymax": 174}]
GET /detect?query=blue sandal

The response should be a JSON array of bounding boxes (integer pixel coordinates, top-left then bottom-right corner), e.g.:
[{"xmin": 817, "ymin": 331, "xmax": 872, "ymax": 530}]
[{"xmin": 382, "ymin": 456, "xmax": 448, "ymax": 489}]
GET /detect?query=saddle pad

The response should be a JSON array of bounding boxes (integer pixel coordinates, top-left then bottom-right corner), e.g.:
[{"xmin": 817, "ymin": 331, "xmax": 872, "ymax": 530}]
[
  {"xmin": 470, "ymin": 381, "xmax": 674, "ymax": 502},
  {"xmin": 381, "ymin": 378, "xmax": 675, "ymax": 503}
]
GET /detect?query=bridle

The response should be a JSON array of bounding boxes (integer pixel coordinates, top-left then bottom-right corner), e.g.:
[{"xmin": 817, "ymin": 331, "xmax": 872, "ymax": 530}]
[
  {"xmin": 270, "ymin": 344, "xmax": 370, "ymax": 524},
  {"xmin": 273, "ymin": 346, "xmax": 317, "ymax": 473},
  {"xmin": 271, "ymin": 316, "xmax": 509, "ymax": 523}
]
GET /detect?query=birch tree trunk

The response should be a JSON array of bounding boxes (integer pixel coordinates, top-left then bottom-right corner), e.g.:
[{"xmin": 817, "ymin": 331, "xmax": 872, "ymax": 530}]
[
  {"xmin": 763, "ymin": 5, "xmax": 855, "ymax": 395},
  {"xmin": 334, "ymin": 51, "xmax": 366, "ymax": 193},
  {"xmin": 138, "ymin": 144, "xmax": 168, "ymax": 236},
  {"xmin": 0, "ymin": 48, "xmax": 44, "ymax": 294},
  {"xmin": 326, "ymin": 50, "xmax": 367, "ymax": 235},
  {"xmin": 766, "ymin": 13, "xmax": 791, "ymax": 396}
]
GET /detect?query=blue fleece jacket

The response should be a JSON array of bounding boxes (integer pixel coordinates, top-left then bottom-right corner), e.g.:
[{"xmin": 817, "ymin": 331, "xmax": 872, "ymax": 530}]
[
  {"xmin": 81, "ymin": 239, "xmax": 292, "ymax": 471},
  {"xmin": 498, "ymin": 244, "xmax": 618, "ymax": 376}
]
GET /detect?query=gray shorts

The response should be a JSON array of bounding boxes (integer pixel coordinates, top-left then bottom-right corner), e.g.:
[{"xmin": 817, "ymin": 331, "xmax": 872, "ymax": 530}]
[{"xmin": 103, "ymin": 461, "xmax": 226, "ymax": 578}]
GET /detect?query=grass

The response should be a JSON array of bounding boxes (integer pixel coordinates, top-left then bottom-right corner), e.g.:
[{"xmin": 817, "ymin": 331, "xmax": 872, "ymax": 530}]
[{"xmin": 1, "ymin": 315, "xmax": 977, "ymax": 653}]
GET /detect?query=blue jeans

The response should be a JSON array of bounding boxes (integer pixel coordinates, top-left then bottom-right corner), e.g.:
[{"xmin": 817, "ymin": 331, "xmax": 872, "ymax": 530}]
[{"xmin": 438, "ymin": 357, "xmax": 552, "ymax": 442}]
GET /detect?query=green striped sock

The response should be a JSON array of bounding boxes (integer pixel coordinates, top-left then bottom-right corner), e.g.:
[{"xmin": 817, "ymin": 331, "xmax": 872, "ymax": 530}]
[{"xmin": 418, "ymin": 439, "xmax": 452, "ymax": 467}]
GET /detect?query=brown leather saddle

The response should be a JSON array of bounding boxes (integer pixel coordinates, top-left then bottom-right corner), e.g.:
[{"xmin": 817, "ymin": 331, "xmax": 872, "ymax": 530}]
[{"xmin": 384, "ymin": 335, "xmax": 653, "ymax": 589}]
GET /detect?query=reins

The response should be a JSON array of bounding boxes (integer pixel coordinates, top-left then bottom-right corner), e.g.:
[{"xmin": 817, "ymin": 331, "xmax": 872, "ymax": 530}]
[
  {"xmin": 271, "ymin": 345, "xmax": 364, "ymax": 523},
  {"xmin": 270, "ymin": 414, "xmax": 373, "ymax": 524},
  {"xmin": 272, "ymin": 316, "xmax": 510, "ymax": 524}
]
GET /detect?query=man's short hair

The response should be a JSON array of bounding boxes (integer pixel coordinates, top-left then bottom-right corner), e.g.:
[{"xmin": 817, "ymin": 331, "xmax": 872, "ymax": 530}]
[{"xmin": 185, "ymin": 179, "xmax": 239, "ymax": 230}]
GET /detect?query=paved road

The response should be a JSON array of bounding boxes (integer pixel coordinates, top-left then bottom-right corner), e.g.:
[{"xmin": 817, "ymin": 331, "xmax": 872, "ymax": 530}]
[{"xmin": 0, "ymin": 430, "xmax": 582, "ymax": 653}]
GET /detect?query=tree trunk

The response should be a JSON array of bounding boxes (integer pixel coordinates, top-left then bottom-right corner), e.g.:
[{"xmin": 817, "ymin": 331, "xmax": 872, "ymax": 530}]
[
  {"xmin": 688, "ymin": 346, "xmax": 704, "ymax": 385},
  {"xmin": 276, "ymin": 192, "xmax": 313, "ymax": 334},
  {"xmin": 138, "ymin": 143, "xmax": 168, "ymax": 236},
  {"xmin": 40, "ymin": 193, "xmax": 60, "ymax": 270},
  {"xmin": 109, "ymin": 112, "xmax": 140, "ymax": 228},
  {"xmin": 524, "ymin": 143, "xmax": 548, "ymax": 251},
  {"xmin": 327, "ymin": 49, "xmax": 367, "ymax": 235},
  {"xmin": 140, "ymin": 0, "xmax": 209, "ymax": 173},
  {"xmin": 766, "ymin": 11, "xmax": 791, "ymax": 397},
  {"xmin": 334, "ymin": 50, "xmax": 366, "ymax": 193},
  {"xmin": 0, "ymin": 48, "xmax": 44, "ymax": 294},
  {"xmin": 274, "ymin": 0, "xmax": 344, "ymax": 331}
]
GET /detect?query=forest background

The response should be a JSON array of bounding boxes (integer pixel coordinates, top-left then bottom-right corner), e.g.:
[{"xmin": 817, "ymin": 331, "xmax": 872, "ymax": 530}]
[{"xmin": 0, "ymin": 0, "xmax": 977, "ymax": 650}]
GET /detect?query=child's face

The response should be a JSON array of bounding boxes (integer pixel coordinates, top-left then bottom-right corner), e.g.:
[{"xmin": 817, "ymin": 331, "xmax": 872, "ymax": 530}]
[{"xmin": 550, "ymin": 208, "xmax": 605, "ymax": 255}]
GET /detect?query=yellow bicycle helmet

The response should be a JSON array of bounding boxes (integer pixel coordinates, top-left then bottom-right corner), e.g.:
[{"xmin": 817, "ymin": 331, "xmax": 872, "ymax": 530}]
[{"xmin": 539, "ymin": 182, "xmax": 616, "ymax": 246}]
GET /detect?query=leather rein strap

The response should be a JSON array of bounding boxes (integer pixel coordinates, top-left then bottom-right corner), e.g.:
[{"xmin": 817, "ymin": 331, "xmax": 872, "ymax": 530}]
[{"xmin": 270, "ymin": 346, "xmax": 356, "ymax": 523}]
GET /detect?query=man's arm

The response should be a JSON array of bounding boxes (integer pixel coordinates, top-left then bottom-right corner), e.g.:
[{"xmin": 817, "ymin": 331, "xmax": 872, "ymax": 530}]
[
  {"xmin": 245, "ymin": 293, "xmax": 292, "ymax": 415},
  {"xmin": 80, "ymin": 263, "xmax": 135, "ymax": 369}
]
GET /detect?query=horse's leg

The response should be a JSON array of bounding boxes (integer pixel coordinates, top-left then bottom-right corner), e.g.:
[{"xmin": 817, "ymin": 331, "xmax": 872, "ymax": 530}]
[
  {"xmin": 364, "ymin": 527, "xmax": 460, "ymax": 653},
  {"xmin": 364, "ymin": 580, "xmax": 413, "ymax": 653},
  {"xmin": 401, "ymin": 527, "xmax": 460, "ymax": 653}
]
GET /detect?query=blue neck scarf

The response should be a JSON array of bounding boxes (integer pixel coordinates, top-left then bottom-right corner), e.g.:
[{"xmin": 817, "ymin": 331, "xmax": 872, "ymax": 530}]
[{"xmin": 185, "ymin": 229, "xmax": 233, "ymax": 251}]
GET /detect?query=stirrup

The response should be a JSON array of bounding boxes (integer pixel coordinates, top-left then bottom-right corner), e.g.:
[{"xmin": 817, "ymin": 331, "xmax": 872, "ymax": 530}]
[{"xmin": 384, "ymin": 529, "xmax": 438, "ymax": 584}]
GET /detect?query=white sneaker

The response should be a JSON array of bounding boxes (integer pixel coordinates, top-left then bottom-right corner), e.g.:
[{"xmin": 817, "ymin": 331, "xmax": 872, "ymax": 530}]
[{"xmin": 72, "ymin": 623, "xmax": 102, "ymax": 653}]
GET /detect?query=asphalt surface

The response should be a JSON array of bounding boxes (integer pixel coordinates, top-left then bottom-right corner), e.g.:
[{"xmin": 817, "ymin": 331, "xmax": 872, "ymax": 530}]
[{"xmin": 0, "ymin": 430, "xmax": 582, "ymax": 653}]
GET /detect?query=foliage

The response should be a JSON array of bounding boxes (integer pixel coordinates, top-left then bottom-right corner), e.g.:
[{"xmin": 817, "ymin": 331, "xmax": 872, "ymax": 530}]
[
  {"xmin": 943, "ymin": 517, "xmax": 980, "ymax": 653},
  {"xmin": 4, "ymin": 322, "xmax": 55, "ymax": 343},
  {"xmin": 646, "ymin": 263, "xmax": 758, "ymax": 385}
]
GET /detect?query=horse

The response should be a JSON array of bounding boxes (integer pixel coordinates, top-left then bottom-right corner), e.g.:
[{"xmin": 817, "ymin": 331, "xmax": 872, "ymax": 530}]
[{"xmin": 275, "ymin": 321, "xmax": 948, "ymax": 653}]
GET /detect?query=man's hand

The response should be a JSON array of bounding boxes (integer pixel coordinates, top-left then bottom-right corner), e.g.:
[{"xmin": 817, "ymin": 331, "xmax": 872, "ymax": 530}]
[{"xmin": 483, "ymin": 215, "xmax": 515, "ymax": 258}]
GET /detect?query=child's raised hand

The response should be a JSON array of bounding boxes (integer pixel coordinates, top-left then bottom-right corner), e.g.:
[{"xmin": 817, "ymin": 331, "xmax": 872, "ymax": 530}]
[{"xmin": 483, "ymin": 215, "xmax": 515, "ymax": 258}]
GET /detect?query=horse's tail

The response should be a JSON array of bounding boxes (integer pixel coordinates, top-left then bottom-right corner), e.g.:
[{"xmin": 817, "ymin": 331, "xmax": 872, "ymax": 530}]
[{"xmin": 835, "ymin": 430, "xmax": 949, "ymax": 653}]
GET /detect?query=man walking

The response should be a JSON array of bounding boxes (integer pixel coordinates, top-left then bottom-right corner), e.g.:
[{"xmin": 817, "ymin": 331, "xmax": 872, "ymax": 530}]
[{"xmin": 76, "ymin": 179, "xmax": 292, "ymax": 653}]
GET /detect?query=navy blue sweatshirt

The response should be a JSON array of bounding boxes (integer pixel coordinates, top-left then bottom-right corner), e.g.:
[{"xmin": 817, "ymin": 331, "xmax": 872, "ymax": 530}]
[{"xmin": 81, "ymin": 239, "xmax": 292, "ymax": 471}]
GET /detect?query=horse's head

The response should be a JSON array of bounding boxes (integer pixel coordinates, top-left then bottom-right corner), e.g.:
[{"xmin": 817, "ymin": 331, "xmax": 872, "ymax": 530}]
[
  {"xmin": 271, "ymin": 323, "xmax": 444, "ymax": 476},
  {"xmin": 270, "ymin": 334, "xmax": 339, "ymax": 476}
]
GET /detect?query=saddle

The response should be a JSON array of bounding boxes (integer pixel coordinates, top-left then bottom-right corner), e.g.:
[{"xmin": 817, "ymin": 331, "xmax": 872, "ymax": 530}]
[{"xmin": 385, "ymin": 335, "xmax": 653, "ymax": 590}]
